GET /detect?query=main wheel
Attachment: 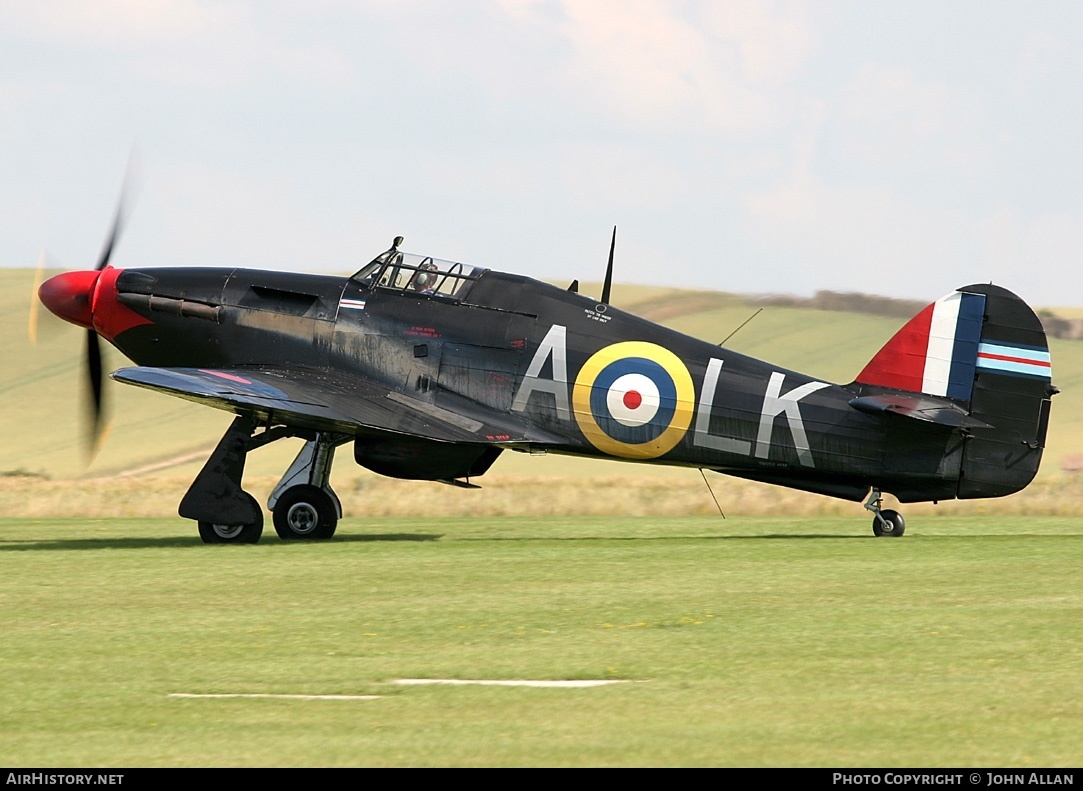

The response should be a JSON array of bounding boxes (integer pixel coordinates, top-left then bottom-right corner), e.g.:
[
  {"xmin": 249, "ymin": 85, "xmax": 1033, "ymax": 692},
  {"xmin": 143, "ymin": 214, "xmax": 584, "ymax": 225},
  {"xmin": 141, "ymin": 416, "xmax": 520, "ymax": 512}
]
[
  {"xmin": 198, "ymin": 494, "xmax": 264, "ymax": 544},
  {"xmin": 273, "ymin": 484, "xmax": 338, "ymax": 540},
  {"xmin": 872, "ymin": 508, "xmax": 905, "ymax": 537}
]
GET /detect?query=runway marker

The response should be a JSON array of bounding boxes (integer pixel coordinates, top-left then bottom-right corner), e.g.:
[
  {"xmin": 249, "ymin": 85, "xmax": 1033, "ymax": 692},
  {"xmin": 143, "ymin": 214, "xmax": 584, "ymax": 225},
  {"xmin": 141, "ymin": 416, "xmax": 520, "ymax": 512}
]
[
  {"xmin": 393, "ymin": 678, "xmax": 630, "ymax": 688},
  {"xmin": 169, "ymin": 692, "xmax": 380, "ymax": 700}
]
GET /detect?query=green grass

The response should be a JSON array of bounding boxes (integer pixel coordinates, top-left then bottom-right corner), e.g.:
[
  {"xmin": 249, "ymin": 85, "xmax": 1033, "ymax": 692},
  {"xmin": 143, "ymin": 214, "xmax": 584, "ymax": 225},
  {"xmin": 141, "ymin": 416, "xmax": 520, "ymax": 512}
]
[{"xmin": 1, "ymin": 515, "xmax": 1080, "ymax": 767}]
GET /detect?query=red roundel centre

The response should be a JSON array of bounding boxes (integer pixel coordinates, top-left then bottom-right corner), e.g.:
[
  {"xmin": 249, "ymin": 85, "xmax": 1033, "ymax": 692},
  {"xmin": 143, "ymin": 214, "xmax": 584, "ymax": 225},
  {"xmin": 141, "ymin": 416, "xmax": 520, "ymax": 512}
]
[{"xmin": 623, "ymin": 390, "xmax": 643, "ymax": 410}]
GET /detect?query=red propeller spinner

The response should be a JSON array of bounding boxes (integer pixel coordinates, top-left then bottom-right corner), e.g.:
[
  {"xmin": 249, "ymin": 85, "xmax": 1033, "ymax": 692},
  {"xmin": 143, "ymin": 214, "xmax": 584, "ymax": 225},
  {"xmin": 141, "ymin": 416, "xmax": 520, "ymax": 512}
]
[
  {"xmin": 38, "ymin": 269, "xmax": 101, "ymax": 330},
  {"xmin": 38, "ymin": 266, "xmax": 149, "ymax": 341}
]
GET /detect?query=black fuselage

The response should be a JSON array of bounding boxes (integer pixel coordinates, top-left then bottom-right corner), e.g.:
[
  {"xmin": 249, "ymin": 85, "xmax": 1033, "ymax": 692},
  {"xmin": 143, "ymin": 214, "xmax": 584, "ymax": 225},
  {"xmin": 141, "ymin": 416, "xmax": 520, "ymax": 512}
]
[{"xmin": 107, "ymin": 265, "xmax": 981, "ymax": 504}]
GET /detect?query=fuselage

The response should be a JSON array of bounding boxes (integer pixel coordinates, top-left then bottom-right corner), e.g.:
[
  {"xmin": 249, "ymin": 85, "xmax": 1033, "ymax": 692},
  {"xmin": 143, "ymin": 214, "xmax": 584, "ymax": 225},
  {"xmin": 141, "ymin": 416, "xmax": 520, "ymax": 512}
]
[{"xmin": 41, "ymin": 260, "xmax": 962, "ymax": 505}]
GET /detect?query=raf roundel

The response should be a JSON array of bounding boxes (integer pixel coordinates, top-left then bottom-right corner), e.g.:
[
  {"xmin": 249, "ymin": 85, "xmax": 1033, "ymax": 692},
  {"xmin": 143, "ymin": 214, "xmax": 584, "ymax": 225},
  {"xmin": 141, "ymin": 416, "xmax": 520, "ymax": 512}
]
[{"xmin": 572, "ymin": 341, "xmax": 695, "ymax": 459}]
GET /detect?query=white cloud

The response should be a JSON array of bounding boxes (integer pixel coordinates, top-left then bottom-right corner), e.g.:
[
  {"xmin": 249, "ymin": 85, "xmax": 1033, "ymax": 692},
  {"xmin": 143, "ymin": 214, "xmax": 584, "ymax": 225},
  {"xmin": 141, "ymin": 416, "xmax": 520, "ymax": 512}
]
[
  {"xmin": 833, "ymin": 63, "xmax": 981, "ymax": 171},
  {"xmin": 703, "ymin": 0, "xmax": 815, "ymax": 85},
  {"xmin": 550, "ymin": 0, "xmax": 814, "ymax": 136},
  {"xmin": 2, "ymin": 0, "xmax": 231, "ymax": 46},
  {"xmin": 2, "ymin": 0, "xmax": 357, "ymax": 91},
  {"xmin": 974, "ymin": 208, "xmax": 1083, "ymax": 305},
  {"xmin": 743, "ymin": 168, "xmax": 971, "ymax": 298},
  {"xmin": 1011, "ymin": 30, "xmax": 1068, "ymax": 98},
  {"xmin": 740, "ymin": 163, "xmax": 1083, "ymax": 307},
  {"xmin": 555, "ymin": 142, "xmax": 689, "ymax": 212},
  {"xmin": 134, "ymin": 164, "xmax": 375, "ymax": 271}
]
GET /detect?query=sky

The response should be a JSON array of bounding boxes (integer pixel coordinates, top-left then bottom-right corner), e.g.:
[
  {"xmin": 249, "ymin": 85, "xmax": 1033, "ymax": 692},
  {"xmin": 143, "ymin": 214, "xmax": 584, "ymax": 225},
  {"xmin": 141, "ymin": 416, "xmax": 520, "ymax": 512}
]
[{"xmin": 3, "ymin": 0, "xmax": 1083, "ymax": 307}]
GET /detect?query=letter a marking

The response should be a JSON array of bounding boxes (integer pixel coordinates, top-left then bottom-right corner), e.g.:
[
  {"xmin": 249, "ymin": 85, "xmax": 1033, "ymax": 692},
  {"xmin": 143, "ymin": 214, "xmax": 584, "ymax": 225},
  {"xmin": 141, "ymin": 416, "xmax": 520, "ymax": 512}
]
[{"xmin": 511, "ymin": 324, "xmax": 571, "ymax": 421}]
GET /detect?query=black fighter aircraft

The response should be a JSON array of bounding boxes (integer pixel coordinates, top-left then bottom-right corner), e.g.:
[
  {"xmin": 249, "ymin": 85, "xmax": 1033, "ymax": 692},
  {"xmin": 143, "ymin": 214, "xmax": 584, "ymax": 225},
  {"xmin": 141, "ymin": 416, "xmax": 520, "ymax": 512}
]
[{"xmin": 38, "ymin": 222, "xmax": 1056, "ymax": 543}]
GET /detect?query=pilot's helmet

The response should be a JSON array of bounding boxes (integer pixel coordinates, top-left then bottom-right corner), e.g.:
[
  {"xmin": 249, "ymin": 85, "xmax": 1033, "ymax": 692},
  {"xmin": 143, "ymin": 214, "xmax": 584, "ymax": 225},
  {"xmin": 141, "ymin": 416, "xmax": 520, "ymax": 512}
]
[{"xmin": 415, "ymin": 262, "xmax": 438, "ymax": 289}]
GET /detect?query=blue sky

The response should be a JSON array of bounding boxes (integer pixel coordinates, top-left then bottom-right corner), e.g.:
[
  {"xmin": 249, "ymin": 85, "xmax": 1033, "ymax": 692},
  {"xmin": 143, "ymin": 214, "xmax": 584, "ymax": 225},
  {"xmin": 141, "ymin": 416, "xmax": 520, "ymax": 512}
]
[{"xmin": 3, "ymin": 1, "xmax": 1082, "ymax": 306}]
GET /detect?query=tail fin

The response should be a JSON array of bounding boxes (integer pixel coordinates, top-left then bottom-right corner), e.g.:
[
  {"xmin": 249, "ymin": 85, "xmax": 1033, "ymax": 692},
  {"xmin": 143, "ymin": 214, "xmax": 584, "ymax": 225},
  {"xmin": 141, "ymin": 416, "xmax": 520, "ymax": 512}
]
[{"xmin": 857, "ymin": 284, "xmax": 1056, "ymax": 498}]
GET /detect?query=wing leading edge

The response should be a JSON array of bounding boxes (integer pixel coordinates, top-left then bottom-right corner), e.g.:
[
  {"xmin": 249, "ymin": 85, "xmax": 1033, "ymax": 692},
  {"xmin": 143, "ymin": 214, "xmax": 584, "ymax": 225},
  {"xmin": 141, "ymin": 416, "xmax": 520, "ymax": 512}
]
[{"xmin": 110, "ymin": 365, "xmax": 561, "ymax": 446}]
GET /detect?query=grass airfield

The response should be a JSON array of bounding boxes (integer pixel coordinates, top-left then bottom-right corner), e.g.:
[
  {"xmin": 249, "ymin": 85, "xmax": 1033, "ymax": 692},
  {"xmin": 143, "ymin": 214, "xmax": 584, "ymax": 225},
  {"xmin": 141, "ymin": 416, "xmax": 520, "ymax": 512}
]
[
  {"xmin": 3, "ymin": 267, "xmax": 1083, "ymax": 766},
  {"xmin": 2, "ymin": 514, "xmax": 1081, "ymax": 767}
]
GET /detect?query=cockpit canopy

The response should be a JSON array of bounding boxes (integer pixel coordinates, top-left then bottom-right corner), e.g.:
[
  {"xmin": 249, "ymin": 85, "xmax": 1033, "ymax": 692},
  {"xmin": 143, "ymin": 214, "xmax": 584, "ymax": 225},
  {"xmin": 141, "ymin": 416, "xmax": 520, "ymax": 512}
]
[{"xmin": 351, "ymin": 245, "xmax": 486, "ymax": 301}]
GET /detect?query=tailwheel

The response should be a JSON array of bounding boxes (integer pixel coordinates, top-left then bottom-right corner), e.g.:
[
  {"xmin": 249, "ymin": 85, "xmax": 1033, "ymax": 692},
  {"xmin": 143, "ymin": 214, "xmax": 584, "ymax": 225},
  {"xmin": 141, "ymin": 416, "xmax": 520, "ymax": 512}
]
[
  {"xmin": 872, "ymin": 508, "xmax": 905, "ymax": 537},
  {"xmin": 864, "ymin": 487, "xmax": 906, "ymax": 537},
  {"xmin": 273, "ymin": 484, "xmax": 338, "ymax": 540},
  {"xmin": 198, "ymin": 494, "xmax": 264, "ymax": 544}
]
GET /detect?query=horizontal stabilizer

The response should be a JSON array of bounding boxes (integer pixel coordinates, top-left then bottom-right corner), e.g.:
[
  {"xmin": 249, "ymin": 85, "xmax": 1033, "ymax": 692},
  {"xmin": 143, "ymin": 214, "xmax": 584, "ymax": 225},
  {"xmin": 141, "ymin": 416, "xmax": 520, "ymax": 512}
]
[{"xmin": 848, "ymin": 394, "xmax": 992, "ymax": 428}]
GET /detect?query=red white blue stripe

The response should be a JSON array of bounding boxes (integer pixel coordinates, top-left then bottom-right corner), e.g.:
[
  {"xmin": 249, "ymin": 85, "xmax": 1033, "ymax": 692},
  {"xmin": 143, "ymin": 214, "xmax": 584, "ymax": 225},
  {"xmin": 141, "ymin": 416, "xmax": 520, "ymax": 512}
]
[
  {"xmin": 976, "ymin": 342, "xmax": 1052, "ymax": 380},
  {"xmin": 340, "ymin": 298, "xmax": 367, "ymax": 311}
]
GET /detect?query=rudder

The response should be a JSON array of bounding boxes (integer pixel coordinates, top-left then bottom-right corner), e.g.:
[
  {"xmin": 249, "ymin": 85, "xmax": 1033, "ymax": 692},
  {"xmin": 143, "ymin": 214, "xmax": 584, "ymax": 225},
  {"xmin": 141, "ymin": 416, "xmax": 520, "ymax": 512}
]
[{"xmin": 956, "ymin": 283, "xmax": 1055, "ymax": 498}]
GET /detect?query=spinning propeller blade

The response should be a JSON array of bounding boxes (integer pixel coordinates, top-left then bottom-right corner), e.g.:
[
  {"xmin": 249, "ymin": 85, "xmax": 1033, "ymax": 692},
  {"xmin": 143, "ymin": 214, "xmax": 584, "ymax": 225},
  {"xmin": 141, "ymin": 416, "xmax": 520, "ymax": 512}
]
[
  {"xmin": 27, "ymin": 248, "xmax": 47, "ymax": 345},
  {"xmin": 85, "ymin": 327, "xmax": 105, "ymax": 458},
  {"xmin": 94, "ymin": 186, "xmax": 128, "ymax": 273},
  {"xmin": 82, "ymin": 180, "xmax": 132, "ymax": 458},
  {"xmin": 37, "ymin": 155, "xmax": 139, "ymax": 461}
]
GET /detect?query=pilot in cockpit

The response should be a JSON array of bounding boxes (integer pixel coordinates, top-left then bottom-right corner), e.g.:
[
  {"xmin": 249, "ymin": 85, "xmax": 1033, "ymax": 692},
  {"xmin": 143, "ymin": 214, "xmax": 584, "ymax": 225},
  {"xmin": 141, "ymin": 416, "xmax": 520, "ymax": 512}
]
[{"xmin": 411, "ymin": 261, "xmax": 439, "ymax": 295}]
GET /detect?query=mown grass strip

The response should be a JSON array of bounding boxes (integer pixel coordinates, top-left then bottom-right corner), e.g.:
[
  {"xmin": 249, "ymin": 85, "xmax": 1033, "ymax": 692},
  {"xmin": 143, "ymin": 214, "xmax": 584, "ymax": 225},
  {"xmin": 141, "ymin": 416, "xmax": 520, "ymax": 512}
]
[{"xmin": 1, "ymin": 515, "xmax": 1080, "ymax": 767}]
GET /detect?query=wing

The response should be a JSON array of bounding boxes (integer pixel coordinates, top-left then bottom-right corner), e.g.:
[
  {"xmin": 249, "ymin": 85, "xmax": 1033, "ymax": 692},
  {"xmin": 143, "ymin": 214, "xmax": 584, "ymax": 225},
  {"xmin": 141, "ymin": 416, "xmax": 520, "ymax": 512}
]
[{"xmin": 110, "ymin": 365, "xmax": 562, "ymax": 446}]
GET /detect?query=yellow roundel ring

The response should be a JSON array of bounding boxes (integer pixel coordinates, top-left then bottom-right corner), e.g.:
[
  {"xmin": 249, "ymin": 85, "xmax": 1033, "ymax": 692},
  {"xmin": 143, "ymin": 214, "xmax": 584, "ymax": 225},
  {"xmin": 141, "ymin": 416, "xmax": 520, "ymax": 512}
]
[{"xmin": 572, "ymin": 341, "xmax": 695, "ymax": 459}]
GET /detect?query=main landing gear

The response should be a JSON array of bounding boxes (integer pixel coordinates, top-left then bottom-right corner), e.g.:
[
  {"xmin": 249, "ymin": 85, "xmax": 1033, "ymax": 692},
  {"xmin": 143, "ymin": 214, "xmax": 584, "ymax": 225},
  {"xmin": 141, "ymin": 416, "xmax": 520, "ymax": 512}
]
[
  {"xmin": 180, "ymin": 416, "xmax": 349, "ymax": 544},
  {"xmin": 267, "ymin": 438, "xmax": 343, "ymax": 540},
  {"xmin": 863, "ymin": 487, "xmax": 905, "ymax": 537}
]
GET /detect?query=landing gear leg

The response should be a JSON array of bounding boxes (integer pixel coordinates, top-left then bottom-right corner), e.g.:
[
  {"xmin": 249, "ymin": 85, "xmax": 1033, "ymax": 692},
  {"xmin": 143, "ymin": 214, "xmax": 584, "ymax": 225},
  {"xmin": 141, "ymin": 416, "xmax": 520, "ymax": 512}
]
[
  {"xmin": 268, "ymin": 433, "xmax": 348, "ymax": 540},
  {"xmin": 864, "ymin": 488, "xmax": 906, "ymax": 537},
  {"xmin": 181, "ymin": 415, "xmax": 265, "ymax": 544}
]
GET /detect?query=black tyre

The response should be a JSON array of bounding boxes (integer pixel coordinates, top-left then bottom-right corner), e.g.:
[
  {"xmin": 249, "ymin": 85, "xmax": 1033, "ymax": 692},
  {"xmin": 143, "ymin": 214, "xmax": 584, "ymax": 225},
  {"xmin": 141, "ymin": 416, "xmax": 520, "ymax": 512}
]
[
  {"xmin": 198, "ymin": 494, "xmax": 264, "ymax": 544},
  {"xmin": 273, "ymin": 485, "xmax": 338, "ymax": 540},
  {"xmin": 872, "ymin": 509, "xmax": 905, "ymax": 537}
]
